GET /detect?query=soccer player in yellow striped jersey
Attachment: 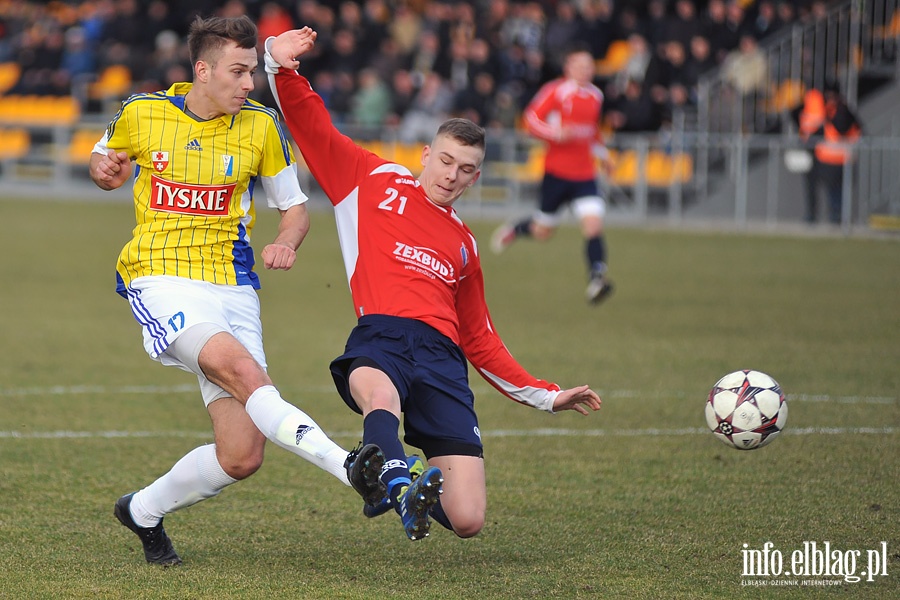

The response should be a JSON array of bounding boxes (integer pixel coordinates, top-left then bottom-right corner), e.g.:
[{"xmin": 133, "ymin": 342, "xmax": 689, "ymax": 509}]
[{"xmin": 90, "ymin": 15, "xmax": 385, "ymax": 566}]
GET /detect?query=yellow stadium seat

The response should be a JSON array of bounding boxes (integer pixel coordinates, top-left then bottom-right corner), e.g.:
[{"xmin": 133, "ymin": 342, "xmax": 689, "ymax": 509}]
[
  {"xmin": 0, "ymin": 128, "xmax": 30, "ymax": 160},
  {"xmin": 766, "ymin": 79, "xmax": 805, "ymax": 113},
  {"xmin": 54, "ymin": 96, "xmax": 82, "ymax": 126},
  {"xmin": 0, "ymin": 62, "xmax": 20, "ymax": 94},
  {"xmin": 89, "ymin": 64, "xmax": 133, "ymax": 101},
  {"xmin": 514, "ymin": 145, "xmax": 546, "ymax": 183},
  {"xmin": 609, "ymin": 149, "xmax": 638, "ymax": 187},
  {"xmin": 66, "ymin": 129, "xmax": 105, "ymax": 164},
  {"xmin": 595, "ymin": 40, "xmax": 631, "ymax": 77}
]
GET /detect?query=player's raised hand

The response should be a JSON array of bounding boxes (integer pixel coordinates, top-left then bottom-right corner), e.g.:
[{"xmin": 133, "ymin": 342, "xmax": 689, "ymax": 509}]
[
  {"xmin": 92, "ymin": 150, "xmax": 131, "ymax": 190},
  {"xmin": 270, "ymin": 27, "xmax": 317, "ymax": 70},
  {"xmin": 552, "ymin": 384, "xmax": 602, "ymax": 415}
]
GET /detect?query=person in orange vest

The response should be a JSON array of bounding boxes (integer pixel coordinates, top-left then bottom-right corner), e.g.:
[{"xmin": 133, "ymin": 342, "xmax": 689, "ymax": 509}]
[
  {"xmin": 790, "ymin": 88, "xmax": 826, "ymax": 223},
  {"xmin": 809, "ymin": 84, "xmax": 862, "ymax": 224}
]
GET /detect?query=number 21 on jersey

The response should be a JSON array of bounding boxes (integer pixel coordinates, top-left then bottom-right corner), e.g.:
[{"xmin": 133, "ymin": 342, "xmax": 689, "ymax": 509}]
[{"xmin": 378, "ymin": 187, "xmax": 407, "ymax": 215}]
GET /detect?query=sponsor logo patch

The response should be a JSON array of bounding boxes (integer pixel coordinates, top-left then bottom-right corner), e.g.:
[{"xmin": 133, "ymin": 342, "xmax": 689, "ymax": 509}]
[
  {"xmin": 392, "ymin": 242, "xmax": 455, "ymax": 283},
  {"xmin": 150, "ymin": 174, "xmax": 235, "ymax": 216}
]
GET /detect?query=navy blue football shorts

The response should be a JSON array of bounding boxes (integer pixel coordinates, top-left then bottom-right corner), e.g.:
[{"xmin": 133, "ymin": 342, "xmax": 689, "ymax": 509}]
[
  {"xmin": 539, "ymin": 173, "xmax": 601, "ymax": 214},
  {"xmin": 330, "ymin": 314, "xmax": 483, "ymax": 459}
]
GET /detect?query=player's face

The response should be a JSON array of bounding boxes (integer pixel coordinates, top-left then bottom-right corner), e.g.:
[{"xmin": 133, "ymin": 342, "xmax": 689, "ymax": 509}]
[
  {"xmin": 419, "ymin": 135, "xmax": 483, "ymax": 207},
  {"xmin": 565, "ymin": 51, "xmax": 595, "ymax": 86},
  {"xmin": 202, "ymin": 41, "xmax": 258, "ymax": 116}
]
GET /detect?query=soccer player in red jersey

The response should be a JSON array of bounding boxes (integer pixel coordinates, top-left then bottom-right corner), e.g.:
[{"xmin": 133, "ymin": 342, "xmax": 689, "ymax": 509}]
[
  {"xmin": 265, "ymin": 28, "xmax": 602, "ymax": 541},
  {"xmin": 491, "ymin": 45, "xmax": 615, "ymax": 304}
]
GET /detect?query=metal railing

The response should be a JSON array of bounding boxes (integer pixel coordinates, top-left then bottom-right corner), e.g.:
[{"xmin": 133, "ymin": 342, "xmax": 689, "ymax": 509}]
[{"xmin": 697, "ymin": 0, "xmax": 899, "ymax": 135}]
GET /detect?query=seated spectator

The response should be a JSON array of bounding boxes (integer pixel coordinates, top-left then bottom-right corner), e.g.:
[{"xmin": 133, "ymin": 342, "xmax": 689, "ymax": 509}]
[
  {"xmin": 454, "ymin": 70, "xmax": 497, "ymax": 126},
  {"xmin": 606, "ymin": 77, "xmax": 670, "ymax": 133},
  {"xmin": 350, "ymin": 67, "xmax": 393, "ymax": 130},
  {"xmin": 398, "ymin": 72, "xmax": 453, "ymax": 143},
  {"xmin": 721, "ymin": 33, "xmax": 769, "ymax": 96}
]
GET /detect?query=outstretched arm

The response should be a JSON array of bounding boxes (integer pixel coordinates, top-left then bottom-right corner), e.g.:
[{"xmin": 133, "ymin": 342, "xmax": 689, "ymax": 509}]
[
  {"xmin": 267, "ymin": 27, "xmax": 317, "ymax": 70},
  {"xmin": 552, "ymin": 385, "xmax": 602, "ymax": 415}
]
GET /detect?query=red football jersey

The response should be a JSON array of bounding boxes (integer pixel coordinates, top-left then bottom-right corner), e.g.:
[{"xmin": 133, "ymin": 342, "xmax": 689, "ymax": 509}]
[
  {"xmin": 523, "ymin": 78, "xmax": 604, "ymax": 180},
  {"xmin": 270, "ymin": 69, "xmax": 561, "ymax": 411}
]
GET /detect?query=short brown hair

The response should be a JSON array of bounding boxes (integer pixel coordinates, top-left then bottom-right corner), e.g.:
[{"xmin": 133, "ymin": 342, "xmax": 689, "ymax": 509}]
[
  {"xmin": 187, "ymin": 15, "xmax": 258, "ymax": 67},
  {"xmin": 435, "ymin": 118, "xmax": 486, "ymax": 151}
]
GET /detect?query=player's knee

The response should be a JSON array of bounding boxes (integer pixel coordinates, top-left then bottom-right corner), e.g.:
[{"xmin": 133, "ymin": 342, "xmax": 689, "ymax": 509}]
[
  {"xmin": 219, "ymin": 450, "xmax": 264, "ymax": 480},
  {"xmin": 451, "ymin": 512, "xmax": 485, "ymax": 538}
]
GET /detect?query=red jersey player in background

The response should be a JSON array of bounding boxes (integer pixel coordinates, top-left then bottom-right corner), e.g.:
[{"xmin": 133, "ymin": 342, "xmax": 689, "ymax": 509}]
[
  {"xmin": 265, "ymin": 28, "xmax": 602, "ymax": 542},
  {"xmin": 491, "ymin": 44, "xmax": 614, "ymax": 305}
]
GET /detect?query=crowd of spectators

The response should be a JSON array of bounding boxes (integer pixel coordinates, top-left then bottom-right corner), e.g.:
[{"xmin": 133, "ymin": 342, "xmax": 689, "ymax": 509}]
[{"xmin": 0, "ymin": 0, "xmax": 836, "ymax": 138}]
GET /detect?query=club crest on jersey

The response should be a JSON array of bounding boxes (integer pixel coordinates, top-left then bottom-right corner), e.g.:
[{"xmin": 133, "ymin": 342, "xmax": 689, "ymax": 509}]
[
  {"xmin": 220, "ymin": 155, "xmax": 234, "ymax": 177},
  {"xmin": 152, "ymin": 151, "xmax": 169, "ymax": 172},
  {"xmin": 460, "ymin": 244, "xmax": 469, "ymax": 268},
  {"xmin": 150, "ymin": 174, "xmax": 235, "ymax": 216}
]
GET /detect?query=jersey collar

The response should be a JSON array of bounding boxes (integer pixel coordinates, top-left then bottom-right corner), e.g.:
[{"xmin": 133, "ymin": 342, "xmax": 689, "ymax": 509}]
[{"xmin": 165, "ymin": 82, "xmax": 237, "ymax": 128}]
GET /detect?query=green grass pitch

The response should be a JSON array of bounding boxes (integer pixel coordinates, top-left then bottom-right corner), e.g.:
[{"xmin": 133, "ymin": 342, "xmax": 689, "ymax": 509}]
[{"xmin": 0, "ymin": 196, "xmax": 897, "ymax": 599}]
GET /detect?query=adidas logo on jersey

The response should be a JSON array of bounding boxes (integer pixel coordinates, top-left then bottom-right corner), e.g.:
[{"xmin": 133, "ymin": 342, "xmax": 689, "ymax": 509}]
[{"xmin": 184, "ymin": 139, "xmax": 203, "ymax": 151}]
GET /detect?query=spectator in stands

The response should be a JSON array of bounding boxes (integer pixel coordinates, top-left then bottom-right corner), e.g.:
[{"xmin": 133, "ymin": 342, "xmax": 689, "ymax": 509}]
[
  {"xmin": 721, "ymin": 33, "xmax": 768, "ymax": 97},
  {"xmin": 257, "ymin": 2, "xmax": 295, "ymax": 45},
  {"xmin": 387, "ymin": 68, "xmax": 417, "ymax": 125},
  {"xmin": 702, "ymin": 0, "xmax": 734, "ymax": 63},
  {"xmin": 398, "ymin": 71, "xmax": 453, "ymax": 143},
  {"xmin": 388, "ymin": 1, "xmax": 422, "ymax": 56},
  {"xmin": 644, "ymin": 0, "xmax": 670, "ymax": 54},
  {"xmin": 606, "ymin": 77, "xmax": 669, "ymax": 133},
  {"xmin": 408, "ymin": 28, "xmax": 442, "ymax": 88},
  {"xmin": 667, "ymin": 0, "xmax": 704, "ymax": 50},
  {"xmin": 752, "ymin": 0, "xmax": 784, "ymax": 40},
  {"xmin": 659, "ymin": 40, "xmax": 694, "ymax": 109},
  {"xmin": 578, "ymin": 0, "xmax": 616, "ymax": 60},
  {"xmin": 323, "ymin": 28, "xmax": 364, "ymax": 76},
  {"xmin": 454, "ymin": 70, "xmax": 497, "ymax": 126},
  {"xmin": 60, "ymin": 26, "xmax": 96, "ymax": 87},
  {"xmin": 544, "ymin": 1, "xmax": 584, "ymax": 75},
  {"xmin": 350, "ymin": 67, "xmax": 393, "ymax": 130},
  {"xmin": 467, "ymin": 37, "xmax": 501, "ymax": 84}
]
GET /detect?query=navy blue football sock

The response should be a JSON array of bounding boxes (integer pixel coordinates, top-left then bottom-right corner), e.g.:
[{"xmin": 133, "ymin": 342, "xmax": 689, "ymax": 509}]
[
  {"xmin": 362, "ymin": 409, "xmax": 411, "ymax": 513},
  {"xmin": 586, "ymin": 236, "xmax": 607, "ymax": 276},
  {"xmin": 429, "ymin": 499, "xmax": 454, "ymax": 533},
  {"xmin": 513, "ymin": 218, "xmax": 532, "ymax": 237}
]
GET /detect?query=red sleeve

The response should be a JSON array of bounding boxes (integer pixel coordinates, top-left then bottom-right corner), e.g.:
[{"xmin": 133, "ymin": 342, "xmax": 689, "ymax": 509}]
[
  {"xmin": 456, "ymin": 257, "xmax": 560, "ymax": 412},
  {"xmin": 523, "ymin": 80, "xmax": 559, "ymax": 142},
  {"xmin": 269, "ymin": 68, "xmax": 384, "ymax": 205}
]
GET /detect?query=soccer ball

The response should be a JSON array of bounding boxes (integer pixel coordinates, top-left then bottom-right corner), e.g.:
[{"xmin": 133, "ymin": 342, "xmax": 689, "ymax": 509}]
[{"xmin": 705, "ymin": 370, "xmax": 788, "ymax": 450}]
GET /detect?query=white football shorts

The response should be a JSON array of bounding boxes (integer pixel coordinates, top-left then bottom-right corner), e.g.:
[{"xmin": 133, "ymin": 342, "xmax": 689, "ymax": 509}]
[{"xmin": 124, "ymin": 275, "xmax": 267, "ymax": 405}]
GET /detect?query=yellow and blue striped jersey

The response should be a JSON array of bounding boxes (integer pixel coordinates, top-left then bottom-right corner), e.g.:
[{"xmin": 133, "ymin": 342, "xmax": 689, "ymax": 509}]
[{"xmin": 94, "ymin": 82, "xmax": 306, "ymax": 296}]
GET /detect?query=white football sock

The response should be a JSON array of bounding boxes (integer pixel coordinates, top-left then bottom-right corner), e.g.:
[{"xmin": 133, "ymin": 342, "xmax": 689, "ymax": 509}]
[
  {"xmin": 244, "ymin": 385, "xmax": 350, "ymax": 485},
  {"xmin": 130, "ymin": 443, "xmax": 237, "ymax": 528}
]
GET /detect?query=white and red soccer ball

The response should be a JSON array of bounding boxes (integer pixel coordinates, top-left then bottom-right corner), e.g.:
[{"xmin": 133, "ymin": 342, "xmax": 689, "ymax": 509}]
[{"xmin": 706, "ymin": 370, "xmax": 788, "ymax": 450}]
